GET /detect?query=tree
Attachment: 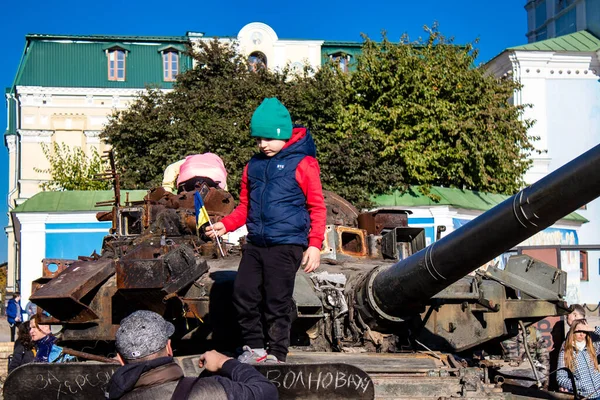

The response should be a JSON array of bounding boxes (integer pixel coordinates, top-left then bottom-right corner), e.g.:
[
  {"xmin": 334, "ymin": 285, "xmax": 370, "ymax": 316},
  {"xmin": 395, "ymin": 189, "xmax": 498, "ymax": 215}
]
[
  {"xmin": 103, "ymin": 27, "xmax": 535, "ymax": 207},
  {"xmin": 35, "ymin": 142, "xmax": 111, "ymax": 191},
  {"xmin": 334, "ymin": 26, "xmax": 535, "ymax": 201}
]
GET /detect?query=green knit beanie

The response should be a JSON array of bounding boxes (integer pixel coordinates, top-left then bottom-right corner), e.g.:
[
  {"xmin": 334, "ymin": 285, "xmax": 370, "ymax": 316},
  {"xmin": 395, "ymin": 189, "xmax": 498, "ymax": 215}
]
[{"xmin": 250, "ymin": 98, "xmax": 293, "ymax": 140}]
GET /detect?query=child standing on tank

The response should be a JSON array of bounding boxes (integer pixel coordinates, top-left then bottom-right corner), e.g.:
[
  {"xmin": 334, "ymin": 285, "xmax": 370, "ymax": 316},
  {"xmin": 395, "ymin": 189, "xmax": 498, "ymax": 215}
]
[{"xmin": 206, "ymin": 97, "xmax": 326, "ymax": 363}]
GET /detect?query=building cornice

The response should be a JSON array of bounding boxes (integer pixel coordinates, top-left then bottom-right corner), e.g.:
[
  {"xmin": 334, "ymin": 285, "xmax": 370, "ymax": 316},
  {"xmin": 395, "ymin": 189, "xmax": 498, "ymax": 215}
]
[
  {"xmin": 276, "ymin": 40, "xmax": 324, "ymax": 47},
  {"xmin": 45, "ymin": 213, "xmax": 103, "ymax": 223},
  {"xmin": 84, "ymin": 130, "xmax": 102, "ymax": 144},
  {"xmin": 487, "ymin": 50, "xmax": 599, "ymax": 80},
  {"xmin": 18, "ymin": 129, "xmax": 54, "ymax": 143},
  {"xmin": 16, "ymin": 86, "xmax": 172, "ymax": 97},
  {"xmin": 484, "ymin": 51, "xmax": 514, "ymax": 78},
  {"xmin": 14, "ymin": 213, "xmax": 49, "ymax": 227}
]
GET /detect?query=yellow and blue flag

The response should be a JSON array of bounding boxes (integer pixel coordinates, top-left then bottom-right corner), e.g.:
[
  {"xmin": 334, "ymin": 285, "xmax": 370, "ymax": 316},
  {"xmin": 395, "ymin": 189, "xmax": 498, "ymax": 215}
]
[{"xmin": 194, "ymin": 191, "xmax": 210, "ymax": 230}]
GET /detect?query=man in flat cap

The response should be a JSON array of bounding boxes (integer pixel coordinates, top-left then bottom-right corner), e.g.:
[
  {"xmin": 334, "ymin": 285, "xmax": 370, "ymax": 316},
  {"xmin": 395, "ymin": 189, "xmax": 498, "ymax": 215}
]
[{"xmin": 108, "ymin": 310, "xmax": 278, "ymax": 399}]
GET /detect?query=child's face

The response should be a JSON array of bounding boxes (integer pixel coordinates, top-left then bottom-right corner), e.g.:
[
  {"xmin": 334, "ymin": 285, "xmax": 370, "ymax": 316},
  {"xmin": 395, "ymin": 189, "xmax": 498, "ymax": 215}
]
[
  {"xmin": 255, "ymin": 137, "xmax": 287, "ymax": 157},
  {"xmin": 567, "ymin": 311, "xmax": 585, "ymax": 326}
]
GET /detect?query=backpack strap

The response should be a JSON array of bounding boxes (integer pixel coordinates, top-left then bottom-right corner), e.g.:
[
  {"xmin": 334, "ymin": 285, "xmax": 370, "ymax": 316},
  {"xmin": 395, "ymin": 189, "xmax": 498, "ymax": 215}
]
[{"xmin": 171, "ymin": 377, "xmax": 200, "ymax": 400}]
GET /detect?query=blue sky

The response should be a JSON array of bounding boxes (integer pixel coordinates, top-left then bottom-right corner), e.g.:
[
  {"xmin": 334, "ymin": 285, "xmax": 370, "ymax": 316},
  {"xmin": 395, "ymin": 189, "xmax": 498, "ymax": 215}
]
[{"xmin": 0, "ymin": 0, "xmax": 529, "ymax": 263}]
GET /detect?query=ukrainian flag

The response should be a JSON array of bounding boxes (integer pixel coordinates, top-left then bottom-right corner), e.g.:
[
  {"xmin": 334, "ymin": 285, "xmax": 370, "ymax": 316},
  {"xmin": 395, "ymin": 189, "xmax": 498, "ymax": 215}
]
[{"xmin": 194, "ymin": 191, "xmax": 210, "ymax": 230}]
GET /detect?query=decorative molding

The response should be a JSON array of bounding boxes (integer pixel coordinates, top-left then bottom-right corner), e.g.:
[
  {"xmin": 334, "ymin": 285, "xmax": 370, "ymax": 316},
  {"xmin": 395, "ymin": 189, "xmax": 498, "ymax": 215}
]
[
  {"xmin": 5, "ymin": 135, "xmax": 17, "ymax": 153},
  {"xmin": 277, "ymin": 39, "xmax": 324, "ymax": 47},
  {"xmin": 238, "ymin": 22, "xmax": 279, "ymax": 43},
  {"xmin": 487, "ymin": 50, "xmax": 600, "ymax": 82},
  {"xmin": 18, "ymin": 129, "xmax": 54, "ymax": 143},
  {"xmin": 16, "ymin": 86, "xmax": 172, "ymax": 97},
  {"xmin": 84, "ymin": 130, "xmax": 102, "ymax": 144},
  {"xmin": 501, "ymin": 51, "xmax": 599, "ymax": 80},
  {"xmin": 15, "ymin": 212, "xmax": 49, "ymax": 228}
]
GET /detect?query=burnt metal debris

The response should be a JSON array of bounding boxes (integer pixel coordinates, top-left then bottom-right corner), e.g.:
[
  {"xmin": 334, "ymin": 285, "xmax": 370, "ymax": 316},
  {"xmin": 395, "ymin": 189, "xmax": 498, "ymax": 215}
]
[{"xmin": 20, "ymin": 145, "xmax": 600, "ymax": 399}]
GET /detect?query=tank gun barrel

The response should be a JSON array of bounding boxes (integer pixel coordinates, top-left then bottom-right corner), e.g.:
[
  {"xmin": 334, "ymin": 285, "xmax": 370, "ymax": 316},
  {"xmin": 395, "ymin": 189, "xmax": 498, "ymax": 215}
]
[{"xmin": 359, "ymin": 143, "xmax": 600, "ymax": 324}]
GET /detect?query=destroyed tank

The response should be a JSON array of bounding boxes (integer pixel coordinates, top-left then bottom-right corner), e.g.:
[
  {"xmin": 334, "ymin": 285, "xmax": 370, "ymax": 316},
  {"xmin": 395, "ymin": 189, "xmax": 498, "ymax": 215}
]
[{"xmin": 19, "ymin": 143, "xmax": 600, "ymax": 399}]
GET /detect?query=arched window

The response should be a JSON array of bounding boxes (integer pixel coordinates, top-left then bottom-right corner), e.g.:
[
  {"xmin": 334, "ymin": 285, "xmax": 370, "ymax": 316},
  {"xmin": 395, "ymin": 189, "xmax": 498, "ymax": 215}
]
[{"xmin": 248, "ymin": 51, "xmax": 267, "ymax": 72}]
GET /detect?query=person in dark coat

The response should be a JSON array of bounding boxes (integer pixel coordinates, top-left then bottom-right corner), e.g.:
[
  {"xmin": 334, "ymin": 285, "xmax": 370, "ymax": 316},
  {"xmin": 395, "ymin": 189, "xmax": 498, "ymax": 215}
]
[
  {"xmin": 108, "ymin": 310, "xmax": 278, "ymax": 400},
  {"xmin": 6, "ymin": 292, "xmax": 25, "ymax": 342},
  {"xmin": 8, "ymin": 321, "xmax": 34, "ymax": 373},
  {"xmin": 29, "ymin": 315, "xmax": 75, "ymax": 363}
]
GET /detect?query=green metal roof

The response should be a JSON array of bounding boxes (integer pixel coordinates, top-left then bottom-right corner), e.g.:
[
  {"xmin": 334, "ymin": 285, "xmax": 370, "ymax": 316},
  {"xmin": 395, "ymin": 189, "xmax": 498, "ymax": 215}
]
[
  {"xmin": 509, "ymin": 30, "xmax": 600, "ymax": 52},
  {"xmin": 322, "ymin": 41, "xmax": 363, "ymax": 47},
  {"xmin": 372, "ymin": 186, "xmax": 588, "ymax": 223},
  {"xmin": 26, "ymin": 33, "xmax": 190, "ymax": 43},
  {"xmin": 15, "ymin": 36, "xmax": 193, "ymax": 88},
  {"xmin": 11, "ymin": 190, "xmax": 148, "ymax": 213}
]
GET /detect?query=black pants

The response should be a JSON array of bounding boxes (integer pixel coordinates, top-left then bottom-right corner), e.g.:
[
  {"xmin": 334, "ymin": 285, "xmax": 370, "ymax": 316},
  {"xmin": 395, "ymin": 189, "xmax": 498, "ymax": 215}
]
[
  {"xmin": 9, "ymin": 322, "xmax": 20, "ymax": 342},
  {"xmin": 233, "ymin": 243, "xmax": 303, "ymax": 362}
]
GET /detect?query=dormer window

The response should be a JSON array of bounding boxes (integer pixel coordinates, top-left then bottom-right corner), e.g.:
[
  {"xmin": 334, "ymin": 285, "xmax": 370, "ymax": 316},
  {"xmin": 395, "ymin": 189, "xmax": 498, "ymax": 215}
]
[
  {"xmin": 163, "ymin": 51, "xmax": 179, "ymax": 81},
  {"xmin": 103, "ymin": 44, "xmax": 130, "ymax": 81},
  {"xmin": 329, "ymin": 52, "xmax": 351, "ymax": 73},
  {"xmin": 158, "ymin": 44, "xmax": 185, "ymax": 82},
  {"xmin": 109, "ymin": 50, "xmax": 126, "ymax": 81}
]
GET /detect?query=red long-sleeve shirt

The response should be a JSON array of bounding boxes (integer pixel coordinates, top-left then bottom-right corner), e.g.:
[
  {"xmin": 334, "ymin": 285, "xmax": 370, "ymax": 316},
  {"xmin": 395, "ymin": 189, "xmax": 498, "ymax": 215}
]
[{"xmin": 221, "ymin": 134, "xmax": 327, "ymax": 250}]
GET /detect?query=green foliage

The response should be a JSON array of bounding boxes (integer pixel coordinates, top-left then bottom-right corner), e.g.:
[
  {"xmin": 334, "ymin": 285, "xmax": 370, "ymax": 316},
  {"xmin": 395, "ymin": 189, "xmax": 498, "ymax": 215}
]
[
  {"xmin": 337, "ymin": 26, "xmax": 535, "ymax": 202},
  {"xmin": 34, "ymin": 142, "xmax": 111, "ymax": 191},
  {"xmin": 103, "ymin": 27, "xmax": 535, "ymax": 207}
]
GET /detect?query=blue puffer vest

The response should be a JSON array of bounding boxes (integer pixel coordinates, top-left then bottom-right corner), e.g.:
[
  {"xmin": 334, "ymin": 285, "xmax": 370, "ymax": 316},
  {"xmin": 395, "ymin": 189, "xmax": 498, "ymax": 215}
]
[{"xmin": 246, "ymin": 127, "xmax": 316, "ymax": 248}]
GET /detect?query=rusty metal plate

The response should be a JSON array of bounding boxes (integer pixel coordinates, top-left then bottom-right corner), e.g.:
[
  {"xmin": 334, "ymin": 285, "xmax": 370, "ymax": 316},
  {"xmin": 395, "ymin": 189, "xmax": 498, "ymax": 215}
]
[
  {"xmin": 116, "ymin": 244, "xmax": 207, "ymax": 292},
  {"xmin": 30, "ymin": 259, "xmax": 115, "ymax": 322},
  {"xmin": 117, "ymin": 258, "xmax": 166, "ymax": 289},
  {"xmin": 358, "ymin": 209, "xmax": 411, "ymax": 235},
  {"xmin": 323, "ymin": 190, "xmax": 359, "ymax": 227},
  {"xmin": 163, "ymin": 247, "xmax": 209, "ymax": 294},
  {"xmin": 41, "ymin": 258, "xmax": 76, "ymax": 278}
]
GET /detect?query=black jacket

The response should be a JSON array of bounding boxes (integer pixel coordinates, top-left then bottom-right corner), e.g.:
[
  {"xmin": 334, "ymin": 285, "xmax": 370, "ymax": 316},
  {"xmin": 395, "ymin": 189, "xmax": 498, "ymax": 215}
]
[
  {"xmin": 108, "ymin": 356, "xmax": 278, "ymax": 400},
  {"xmin": 8, "ymin": 339, "xmax": 34, "ymax": 373}
]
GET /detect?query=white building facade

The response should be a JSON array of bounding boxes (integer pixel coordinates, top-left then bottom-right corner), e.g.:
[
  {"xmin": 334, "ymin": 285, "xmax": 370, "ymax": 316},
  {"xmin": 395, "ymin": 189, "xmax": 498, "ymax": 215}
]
[{"xmin": 486, "ymin": 31, "xmax": 600, "ymax": 303}]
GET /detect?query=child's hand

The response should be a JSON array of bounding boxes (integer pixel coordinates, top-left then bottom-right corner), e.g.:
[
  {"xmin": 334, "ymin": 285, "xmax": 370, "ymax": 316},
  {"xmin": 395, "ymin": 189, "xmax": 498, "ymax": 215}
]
[
  {"xmin": 302, "ymin": 246, "xmax": 321, "ymax": 273},
  {"xmin": 198, "ymin": 350, "xmax": 232, "ymax": 372},
  {"xmin": 205, "ymin": 222, "xmax": 227, "ymax": 238}
]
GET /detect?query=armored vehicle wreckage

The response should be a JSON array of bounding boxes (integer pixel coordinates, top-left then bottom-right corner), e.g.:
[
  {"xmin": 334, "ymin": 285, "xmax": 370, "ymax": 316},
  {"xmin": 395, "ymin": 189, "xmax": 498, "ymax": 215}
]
[{"xmin": 8, "ymin": 143, "xmax": 600, "ymax": 399}]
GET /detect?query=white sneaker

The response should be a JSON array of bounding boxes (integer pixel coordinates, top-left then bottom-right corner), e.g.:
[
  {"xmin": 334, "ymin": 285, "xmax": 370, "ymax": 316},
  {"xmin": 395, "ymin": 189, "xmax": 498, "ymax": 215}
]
[
  {"xmin": 263, "ymin": 354, "xmax": 282, "ymax": 364},
  {"xmin": 237, "ymin": 345, "xmax": 267, "ymax": 364}
]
